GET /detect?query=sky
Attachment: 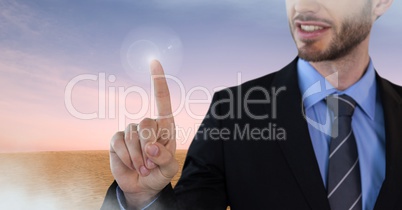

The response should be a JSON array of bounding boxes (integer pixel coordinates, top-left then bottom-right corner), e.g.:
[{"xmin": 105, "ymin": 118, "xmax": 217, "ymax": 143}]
[{"xmin": 1, "ymin": 0, "xmax": 401, "ymax": 152}]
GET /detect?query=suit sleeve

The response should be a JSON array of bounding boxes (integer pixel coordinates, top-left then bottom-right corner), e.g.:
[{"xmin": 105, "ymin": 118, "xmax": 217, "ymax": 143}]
[
  {"xmin": 101, "ymin": 91, "xmax": 229, "ymax": 210},
  {"xmin": 173, "ymin": 90, "xmax": 229, "ymax": 209}
]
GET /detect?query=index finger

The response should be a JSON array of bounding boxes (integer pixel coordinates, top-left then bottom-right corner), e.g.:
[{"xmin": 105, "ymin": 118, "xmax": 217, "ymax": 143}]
[{"xmin": 150, "ymin": 60, "xmax": 173, "ymax": 119}]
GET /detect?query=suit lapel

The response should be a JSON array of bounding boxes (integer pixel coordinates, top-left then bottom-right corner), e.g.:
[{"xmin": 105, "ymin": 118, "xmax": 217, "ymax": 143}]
[
  {"xmin": 374, "ymin": 77, "xmax": 402, "ymax": 210},
  {"xmin": 268, "ymin": 61, "xmax": 402, "ymax": 209},
  {"xmin": 271, "ymin": 58, "xmax": 331, "ymax": 210}
]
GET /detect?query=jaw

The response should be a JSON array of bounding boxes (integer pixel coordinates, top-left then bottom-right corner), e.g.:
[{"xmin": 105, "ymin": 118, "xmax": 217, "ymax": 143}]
[{"xmin": 293, "ymin": 29, "xmax": 334, "ymax": 60}]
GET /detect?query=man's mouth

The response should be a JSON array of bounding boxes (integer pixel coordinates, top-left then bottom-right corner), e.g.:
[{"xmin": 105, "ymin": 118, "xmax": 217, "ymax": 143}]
[
  {"xmin": 295, "ymin": 21, "xmax": 331, "ymax": 33},
  {"xmin": 300, "ymin": 25, "xmax": 324, "ymax": 32},
  {"xmin": 294, "ymin": 21, "xmax": 331, "ymax": 40}
]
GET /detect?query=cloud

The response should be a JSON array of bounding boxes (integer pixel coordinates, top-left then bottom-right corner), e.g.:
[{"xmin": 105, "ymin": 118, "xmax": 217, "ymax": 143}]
[
  {"xmin": 0, "ymin": 49, "xmax": 80, "ymax": 103},
  {"xmin": 0, "ymin": 47, "xmax": 105, "ymax": 151},
  {"xmin": 0, "ymin": 1, "xmax": 110, "ymax": 70},
  {"xmin": 0, "ymin": 1, "xmax": 51, "ymax": 38}
]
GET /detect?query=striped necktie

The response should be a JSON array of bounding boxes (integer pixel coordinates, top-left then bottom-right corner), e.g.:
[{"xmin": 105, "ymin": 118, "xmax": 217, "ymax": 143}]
[{"xmin": 326, "ymin": 94, "xmax": 362, "ymax": 210}]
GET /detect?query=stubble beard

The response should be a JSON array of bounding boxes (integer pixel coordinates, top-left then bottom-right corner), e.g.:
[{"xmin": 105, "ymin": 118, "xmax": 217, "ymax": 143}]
[{"xmin": 295, "ymin": 5, "xmax": 373, "ymax": 62}]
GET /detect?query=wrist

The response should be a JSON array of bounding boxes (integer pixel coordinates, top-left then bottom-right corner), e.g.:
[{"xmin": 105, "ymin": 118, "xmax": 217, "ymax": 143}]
[{"xmin": 123, "ymin": 190, "xmax": 159, "ymax": 210}]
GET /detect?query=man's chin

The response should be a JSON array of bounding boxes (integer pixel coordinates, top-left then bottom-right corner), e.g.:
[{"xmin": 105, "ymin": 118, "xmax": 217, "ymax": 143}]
[
  {"xmin": 297, "ymin": 48, "xmax": 346, "ymax": 63},
  {"xmin": 298, "ymin": 51, "xmax": 327, "ymax": 62},
  {"xmin": 296, "ymin": 44, "xmax": 327, "ymax": 62}
]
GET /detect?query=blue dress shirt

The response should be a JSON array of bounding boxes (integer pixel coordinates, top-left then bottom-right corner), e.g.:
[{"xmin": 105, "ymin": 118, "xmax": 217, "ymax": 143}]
[{"xmin": 297, "ymin": 58, "xmax": 386, "ymax": 210}]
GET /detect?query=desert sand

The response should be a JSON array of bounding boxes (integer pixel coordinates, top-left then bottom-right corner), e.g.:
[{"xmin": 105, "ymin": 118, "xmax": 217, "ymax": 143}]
[{"xmin": 0, "ymin": 150, "xmax": 187, "ymax": 210}]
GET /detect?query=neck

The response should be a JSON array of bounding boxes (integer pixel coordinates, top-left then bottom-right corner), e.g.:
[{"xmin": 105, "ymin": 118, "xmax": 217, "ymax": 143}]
[{"xmin": 310, "ymin": 38, "xmax": 370, "ymax": 91}]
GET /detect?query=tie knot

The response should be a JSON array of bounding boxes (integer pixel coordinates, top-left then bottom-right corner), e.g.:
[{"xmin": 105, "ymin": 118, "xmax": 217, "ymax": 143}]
[{"xmin": 326, "ymin": 94, "xmax": 356, "ymax": 117}]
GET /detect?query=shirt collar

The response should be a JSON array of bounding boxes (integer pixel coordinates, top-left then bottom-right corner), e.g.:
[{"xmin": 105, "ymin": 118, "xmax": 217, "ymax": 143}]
[{"xmin": 297, "ymin": 58, "xmax": 377, "ymax": 120}]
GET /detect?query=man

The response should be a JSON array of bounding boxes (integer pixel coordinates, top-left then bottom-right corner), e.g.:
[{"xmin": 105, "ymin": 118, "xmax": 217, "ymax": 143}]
[{"xmin": 102, "ymin": 0, "xmax": 402, "ymax": 209}]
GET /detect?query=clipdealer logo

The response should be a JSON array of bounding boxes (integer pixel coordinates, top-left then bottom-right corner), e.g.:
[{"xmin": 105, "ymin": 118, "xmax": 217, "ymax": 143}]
[{"xmin": 301, "ymin": 71, "xmax": 339, "ymax": 137}]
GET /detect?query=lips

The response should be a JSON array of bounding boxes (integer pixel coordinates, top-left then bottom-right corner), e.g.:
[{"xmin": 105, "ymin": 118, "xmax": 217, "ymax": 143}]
[
  {"xmin": 295, "ymin": 21, "xmax": 331, "ymax": 40},
  {"xmin": 300, "ymin": 25, "xmax": 324, "ymax": 32}
]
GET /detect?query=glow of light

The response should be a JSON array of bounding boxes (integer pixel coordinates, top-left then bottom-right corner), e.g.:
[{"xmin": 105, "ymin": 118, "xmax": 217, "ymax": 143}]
[
  {"xmin": 148, "ymin": 55, "xmax": 157, "ymax": 65},
  {"xmin": 120, "ymin": 26, "xmax": 184, "ymax": 83}
]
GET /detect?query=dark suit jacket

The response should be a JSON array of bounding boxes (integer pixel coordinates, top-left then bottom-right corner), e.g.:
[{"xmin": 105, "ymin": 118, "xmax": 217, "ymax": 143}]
[{"xmin": 102, "ymin": 58, "xmax": 402, "ymax": 210}]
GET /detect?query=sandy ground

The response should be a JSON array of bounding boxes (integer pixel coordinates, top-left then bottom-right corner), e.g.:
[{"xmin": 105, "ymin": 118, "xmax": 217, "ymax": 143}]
[{"xmin": 0, "ymin": 150, "xmax": 187, "ymax": 210}]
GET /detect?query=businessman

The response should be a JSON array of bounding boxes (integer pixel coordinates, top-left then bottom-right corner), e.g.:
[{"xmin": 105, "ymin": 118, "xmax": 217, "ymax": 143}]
[{"xmin": 102, "ymin": 0, "xmax": 402, "ymax": 209}]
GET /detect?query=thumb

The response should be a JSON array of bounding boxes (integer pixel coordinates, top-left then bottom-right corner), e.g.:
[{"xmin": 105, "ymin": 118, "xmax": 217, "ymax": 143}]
[{"xmin": 145, "ymin": 142, "xmax": 179, "ymax": 179}]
